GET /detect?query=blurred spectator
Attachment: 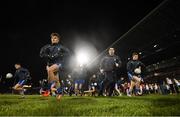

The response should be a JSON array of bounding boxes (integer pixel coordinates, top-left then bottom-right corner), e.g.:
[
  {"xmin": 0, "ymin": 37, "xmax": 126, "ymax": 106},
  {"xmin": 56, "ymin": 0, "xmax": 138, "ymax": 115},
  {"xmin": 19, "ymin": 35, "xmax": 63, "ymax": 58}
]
[
  {"xmin": 166, "ymin": 77, "xmax": 175, "ymax": 94},
  {"xmin": 145, "ymin": 83, "xmax": 150, "ymax": 94},
  {"xmin": 173, "ymin": 78, "xmax": 180, "ymax": 94},
  {"xmin": 157, "ymin": 78, "xmax": 166, "ymax": 95},
  {"xmin": 149, "ymin": 84, "xmax": 153, "ymax": 94},
  {"xmin": 154, "ymin": 83, "xmax": 158, "ymax": 94}
]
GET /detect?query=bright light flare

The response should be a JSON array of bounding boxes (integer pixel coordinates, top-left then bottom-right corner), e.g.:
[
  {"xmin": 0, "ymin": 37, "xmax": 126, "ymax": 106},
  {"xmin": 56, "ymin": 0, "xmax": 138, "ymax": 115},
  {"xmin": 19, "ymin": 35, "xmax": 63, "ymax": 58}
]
[
  {"xmin": 68, "ymin": 37, "xmax": 99, "ymax": 69},
  {"xmin": 76, "ymin": 52, "xmax": 89, "ymax": 66}
]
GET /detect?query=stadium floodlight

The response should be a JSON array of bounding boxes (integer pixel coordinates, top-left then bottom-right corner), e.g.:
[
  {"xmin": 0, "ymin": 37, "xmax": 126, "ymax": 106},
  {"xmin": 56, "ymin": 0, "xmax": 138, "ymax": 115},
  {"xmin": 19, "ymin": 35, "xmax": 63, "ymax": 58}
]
[
  {"xmin": 71, "ymin": 39, "xmax": 98, "ymax": 68},
  {"xmin": 76, "ymin": 51, "xmax": 89, "ymax": 66}
]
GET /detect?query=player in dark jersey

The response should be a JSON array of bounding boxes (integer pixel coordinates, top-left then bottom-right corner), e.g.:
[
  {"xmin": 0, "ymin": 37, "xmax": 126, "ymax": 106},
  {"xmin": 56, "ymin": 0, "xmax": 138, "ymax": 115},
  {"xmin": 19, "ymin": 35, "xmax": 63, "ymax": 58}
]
[
  {"xmin": 100, "ymin": 48, "xmax": 122, "ymax": 96},
  {"xmin": 12, "ymin": 63, "xmax": 31, "ymax": 98},
  {"xmin": 127, "ymin": 52, "xmax": 145, "ymax": 96},
  {"xmin": 40, "ymin": 32, "xmax": 70, "ymax": 101}
]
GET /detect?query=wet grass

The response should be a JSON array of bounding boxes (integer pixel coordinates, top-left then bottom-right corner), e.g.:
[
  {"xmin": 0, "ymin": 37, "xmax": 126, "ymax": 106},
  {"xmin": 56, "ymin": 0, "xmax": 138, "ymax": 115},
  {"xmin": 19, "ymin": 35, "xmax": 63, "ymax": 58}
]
[{"xmin": 0, "ymin": 94, "xmax": 180, "ymax": 116}]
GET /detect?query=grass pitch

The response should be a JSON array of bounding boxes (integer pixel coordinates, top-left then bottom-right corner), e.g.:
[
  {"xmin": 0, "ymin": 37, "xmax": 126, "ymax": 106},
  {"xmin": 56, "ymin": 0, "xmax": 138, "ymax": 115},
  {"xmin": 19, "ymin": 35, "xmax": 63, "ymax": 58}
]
[{"xmin": 0, "ymin": 94, "xmax": 180, "ymax": 116}]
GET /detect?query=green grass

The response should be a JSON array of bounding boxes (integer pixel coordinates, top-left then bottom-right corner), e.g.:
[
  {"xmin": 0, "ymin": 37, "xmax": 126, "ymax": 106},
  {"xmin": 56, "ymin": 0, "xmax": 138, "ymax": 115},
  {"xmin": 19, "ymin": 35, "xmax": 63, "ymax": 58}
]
[{"xmin": 0, "ymin": 94, "xmax": 180, "ymax": 116}]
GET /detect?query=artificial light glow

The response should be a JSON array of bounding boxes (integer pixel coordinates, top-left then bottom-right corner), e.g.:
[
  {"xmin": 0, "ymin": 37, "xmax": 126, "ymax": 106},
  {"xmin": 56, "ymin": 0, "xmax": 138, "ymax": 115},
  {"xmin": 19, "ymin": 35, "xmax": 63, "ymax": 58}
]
[
  {"xmin": 68, "ymin": 36, "xmax": 98, "ymax": 69},
  {"xmin": 76, "ymin": 52, "xmax": 89, "ymax": 66}
]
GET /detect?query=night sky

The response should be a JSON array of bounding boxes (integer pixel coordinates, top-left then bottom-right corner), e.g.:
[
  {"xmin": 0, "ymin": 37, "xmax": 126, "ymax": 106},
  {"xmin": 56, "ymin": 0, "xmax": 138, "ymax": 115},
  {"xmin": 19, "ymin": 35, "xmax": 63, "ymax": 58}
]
[{"xmin": 0, "ymin": 0, "xmax": 164, "ymax": 84}]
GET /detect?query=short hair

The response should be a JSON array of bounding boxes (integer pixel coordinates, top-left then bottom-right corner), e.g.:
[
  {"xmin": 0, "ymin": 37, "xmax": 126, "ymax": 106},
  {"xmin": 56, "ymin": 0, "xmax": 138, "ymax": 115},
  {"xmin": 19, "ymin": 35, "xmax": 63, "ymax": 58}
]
[
  {"xmin": 109, "ymin": 48, "xmax": 115, "ymax": 50},
  {"xmin": 50, "ymin": 32, "xmax": 61, "ymax": 39},
  {"xmin": 15, "ymin": 63, "xmax": 21, "ymax": 66},
  {"xmin": 132, "ymin": 52, "xmax": 138, "ymax": 57}
]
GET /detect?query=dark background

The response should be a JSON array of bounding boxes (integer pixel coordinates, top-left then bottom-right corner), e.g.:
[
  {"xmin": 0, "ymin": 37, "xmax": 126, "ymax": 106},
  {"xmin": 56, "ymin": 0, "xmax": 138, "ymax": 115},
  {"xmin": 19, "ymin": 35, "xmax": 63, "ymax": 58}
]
[{"xmin": 1, "ymin": 0, "xmax": 180, "ymax": 86}]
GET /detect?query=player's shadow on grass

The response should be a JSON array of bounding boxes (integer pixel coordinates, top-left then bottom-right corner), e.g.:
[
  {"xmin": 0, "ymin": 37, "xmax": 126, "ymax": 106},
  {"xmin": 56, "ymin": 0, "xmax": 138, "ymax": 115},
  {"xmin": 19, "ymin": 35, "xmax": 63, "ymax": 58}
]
[
  {"xmin": 151, "ymin": 98, "xmax": 180, "ymax": 107},
  {"xmin": 150, "ymin": 97, "xmax": 180, "ymax": 116}
]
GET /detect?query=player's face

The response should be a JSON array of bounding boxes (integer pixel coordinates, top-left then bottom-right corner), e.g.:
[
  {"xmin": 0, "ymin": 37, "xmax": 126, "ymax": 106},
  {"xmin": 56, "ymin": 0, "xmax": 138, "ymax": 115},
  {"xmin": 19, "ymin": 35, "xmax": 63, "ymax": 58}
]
[
  {"xmin": 51, "ymin": 36, "xmax": 59, "ymax": 44},
  {"xmin": 132, "ymin": 54, "xmax": 139, "ymax": 60},
  {"xmin": 108, "ymin": 48, "xmax": 115, "ymax": 56},
  {"xmin": 14, "ymin": 64, "xmax": 20, "ymax": 69}
]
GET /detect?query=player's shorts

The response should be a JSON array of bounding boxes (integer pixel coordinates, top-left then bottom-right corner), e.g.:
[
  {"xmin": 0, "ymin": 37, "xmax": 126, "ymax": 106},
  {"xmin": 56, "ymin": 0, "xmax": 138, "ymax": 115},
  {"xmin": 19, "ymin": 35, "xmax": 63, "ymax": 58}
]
[
  {"xmin": 127, "ymin": 72, "xmax": 143, "ymax": 82},
  {"xmin": 56, "ymin": 87, "xmax": 63, "ymax": 94},
  {"xmin": 17, "ymin": 80, "xmax": 26, "ymax": 86},
  {"xmin": 127, "ymin": 72, "xmax": 133, "ymax": 81}
]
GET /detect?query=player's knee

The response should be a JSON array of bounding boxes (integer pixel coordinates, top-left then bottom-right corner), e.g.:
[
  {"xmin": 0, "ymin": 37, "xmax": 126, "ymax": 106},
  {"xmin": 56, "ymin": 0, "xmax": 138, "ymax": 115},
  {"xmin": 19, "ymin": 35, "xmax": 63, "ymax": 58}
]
[
  {"xmin": 51, "ymin": 87, "xmax": 57, "ymax": 91},
  {"xmin": 48, "ymin": 67, "xmax": 54, "ymax": 72},
  {"xmin": 13, "ymin": 85, "xmax": 19, "ymax": 90}
]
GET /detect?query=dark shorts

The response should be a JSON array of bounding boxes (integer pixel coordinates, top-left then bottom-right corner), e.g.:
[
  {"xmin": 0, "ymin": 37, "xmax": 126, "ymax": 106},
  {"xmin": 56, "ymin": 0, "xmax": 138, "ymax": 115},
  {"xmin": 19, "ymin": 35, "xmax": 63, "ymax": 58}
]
[
  {"xmin": 17, "ymin": 80, "xmax": 26, "ymax": 86},
  {"xmin": 127, "ymin": 72, "xmax": 143, "ymax": 81},
  {"xmin": 56, "ymin": 87, "xmax": 63, "ymax": 94},
  {"xmin": 127, "ymin": 72, "xmax": 133, "ymax": 81}
]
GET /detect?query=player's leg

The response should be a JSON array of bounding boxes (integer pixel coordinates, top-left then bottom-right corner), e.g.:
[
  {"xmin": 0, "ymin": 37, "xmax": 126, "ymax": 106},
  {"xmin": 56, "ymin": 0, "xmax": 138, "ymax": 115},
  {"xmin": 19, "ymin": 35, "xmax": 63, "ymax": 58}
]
[
  {"xmin": 50, "ymin": 81, "xmax": 57, "ymax": 96},
  {"xmin": 56, "ymin": 81, "xmax": 63, "ymax": 101},
  {"xmin": 128, "ymin": 80, "xmax": 136, "ymax": 96},
  {"xmin": 13, "ymin": 80, "xmax": 26, "ymax": 97},
  {"xmin": 127, "ymin": 72, "xmax": 133, "ymax": 96},
  {"xmin": 115, "ymin": 83, "xmax": 121, "ymax": 96},
  {"xmin": 133, "ymin": 76, "xmax": 141, "ymax": 95},
  {"xmin": 74, "ymin": 81, "xmax": 79, "ymax": 96},
  {"xmin": 79, "ymin": 80, "xmax": 85, "ymax": 96},
  {"xmin": 47, "ymin": 64, "xmax": 59, "ymax": 81}
]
